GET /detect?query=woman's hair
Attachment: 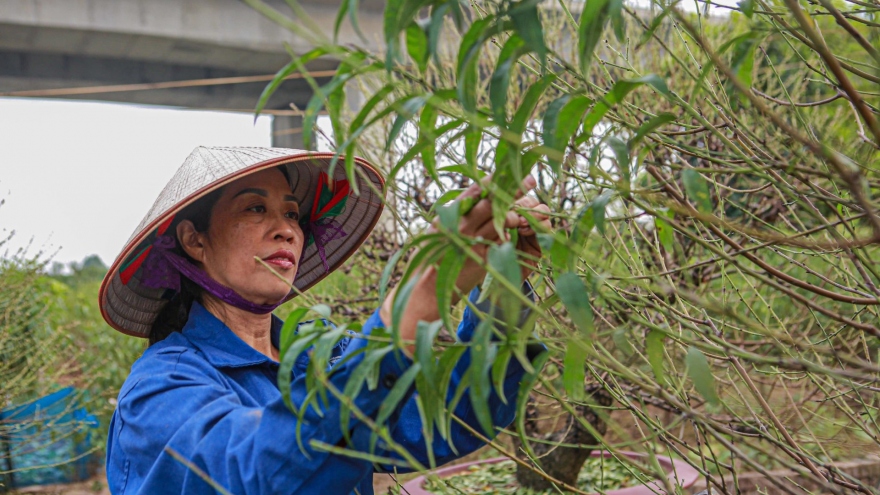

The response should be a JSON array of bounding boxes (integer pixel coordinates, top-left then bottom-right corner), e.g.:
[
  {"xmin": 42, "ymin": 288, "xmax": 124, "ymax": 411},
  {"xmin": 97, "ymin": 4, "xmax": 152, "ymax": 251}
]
[
  {"xmin": 148, "ymin": 187, "xmax": 223, "ymax": 345},
  {"xmin": 147, "ymin": 166, "xmax": 294, "ymax": 346}
]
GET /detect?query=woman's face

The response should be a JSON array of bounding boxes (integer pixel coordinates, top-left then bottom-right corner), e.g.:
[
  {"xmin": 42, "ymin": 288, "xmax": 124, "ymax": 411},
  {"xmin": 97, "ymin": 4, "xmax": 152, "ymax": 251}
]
[{"xmin": 177, "ymin": 168, "xmax": 304, "ymax": 305}]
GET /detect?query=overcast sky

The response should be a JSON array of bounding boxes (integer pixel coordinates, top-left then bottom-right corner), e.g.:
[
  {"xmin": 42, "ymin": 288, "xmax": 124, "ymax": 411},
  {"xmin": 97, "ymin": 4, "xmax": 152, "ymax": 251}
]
[{"xmin": 0, "ymin": 98, "xmax": 274, "ymax": 267}]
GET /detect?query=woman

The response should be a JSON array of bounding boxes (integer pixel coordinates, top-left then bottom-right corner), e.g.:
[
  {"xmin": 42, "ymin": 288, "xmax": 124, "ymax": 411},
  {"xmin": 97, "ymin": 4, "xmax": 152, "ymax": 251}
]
[{"xmin": 99, "ymin": 146, "xmax": 551, "ymax": 495}]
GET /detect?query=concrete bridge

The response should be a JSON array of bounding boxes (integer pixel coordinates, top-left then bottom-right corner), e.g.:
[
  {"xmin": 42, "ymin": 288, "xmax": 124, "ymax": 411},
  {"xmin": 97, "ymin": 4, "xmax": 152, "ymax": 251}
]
[{"xmin": 0, "ymin": 0, "xmax": 386, "ymax": 147}]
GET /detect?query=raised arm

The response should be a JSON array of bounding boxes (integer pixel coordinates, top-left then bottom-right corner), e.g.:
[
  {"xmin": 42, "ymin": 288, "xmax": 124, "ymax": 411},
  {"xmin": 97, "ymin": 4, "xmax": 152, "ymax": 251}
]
[
  {"xmin": 368, "ymin": 281, "xmax": 545, "ymax": 472},
  {"xmin": 380, "ymin": 174, "xmax": 551, "ymax": 353}
]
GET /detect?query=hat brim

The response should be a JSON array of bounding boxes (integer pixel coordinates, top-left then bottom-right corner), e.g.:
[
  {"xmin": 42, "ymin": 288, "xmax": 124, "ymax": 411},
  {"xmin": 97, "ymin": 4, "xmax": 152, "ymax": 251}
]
[{"xmin": 99, "ymin": 147, "xmax": 385, "ymax": 338}]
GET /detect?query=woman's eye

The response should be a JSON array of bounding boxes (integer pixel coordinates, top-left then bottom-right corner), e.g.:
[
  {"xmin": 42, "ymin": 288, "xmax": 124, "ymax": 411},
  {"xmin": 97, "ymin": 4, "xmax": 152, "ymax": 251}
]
[
  {"xmin": 248, "ymin": 205, "xmax": 266, "ymax": 213},
  {"xmin": 286, "ymin": 211, "xmax": 300, "ymax": 221}
]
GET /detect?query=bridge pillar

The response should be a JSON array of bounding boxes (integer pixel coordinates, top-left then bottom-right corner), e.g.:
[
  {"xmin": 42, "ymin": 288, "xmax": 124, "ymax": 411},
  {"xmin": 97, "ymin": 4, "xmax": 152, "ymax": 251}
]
[{"xmin": 272, "ymin": 115, "xmax": 307, "ymax": 150}]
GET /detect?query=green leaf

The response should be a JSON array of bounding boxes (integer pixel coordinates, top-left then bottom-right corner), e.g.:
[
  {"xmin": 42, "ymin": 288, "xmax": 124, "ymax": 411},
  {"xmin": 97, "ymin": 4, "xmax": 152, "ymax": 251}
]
[
  {"xmin": 488, "ymin": 241, "xmax": 523, "ymax": 330},
  {"xmin": 382, "ymin": 0, "xmax": 432, "ymax": 69},
  {"xmin": 731, "ymin": 35, "xmax": 758, "ymax": 90},
  {"xmin": 383, "ymin": 0, "xmax": 406, "ymax": 67},
  {"xmin": 549, "ymin": 232, "xmax": 573, "ymax": 275},
  {"xmin": 511, "ymin": 73, "xmax": 557, "ymax": 134},
  {"xmin": 392, "ymin": 119, "xmax": 464, "ymax": 180},
  {"xmin": 415, "ymin": 320, "xmax": 443, "ymax": 380},
  {"xmin": 544, "ymin": 95, "xmax": 593, "ymax": 173},
  {"xmin": 279, "ymin": 307, "xmax": 310, "ymax": 358},
  {"xmin": 464, "ymin": 125, "xmax": 481, "ymax": 172},
  {"xmin": 695, "ymin": 32, "xmax": 758, "ymax": 94},
  {"xmin": 686, "ymin": 346, "xmax": 720, "ymax": 405},
  {"xmin": 571, "ymin": 204, "xmax": 595, "ymax": 247},
  {"xmin": 340, "ymin": 347, "xmax": 392, "ymax": 437},
  {"xmin": 577, "ymin": 0, "xmax": 611, "ymax": 77},
  {"xmin": 302, "ymin": 76, "xmax": 346, "ymax": 151},
  {"xmin": 334, "ymin": 0, "xmax": 366, "ymax": 42},
  {"xmin": 378, "ymin": 249, "xmax": 404, "ymax": 302},
  {"xmin": 436, "ymin": 248, "xmax": 467, "ymax": 332},
  {"xmin": 637, "ymin": 9, "xmax": 670, "ymax": 49},
  {"xmin": 490, "ymin": 35, "xmax": 529, "ymax": 124},
  {"xmin": 376, "ymin": 363, "xmax": 421, "ymax": 425},
  {"xmin": 556, "ymin": 272, "xmax": 595, "ymax": 336},
  {"xmin": 438, "ymin": 164, "xmax": 485, "ymax": 182},
  {"xmin": 515, "ymin": 350, "xmax": 550, "ymax": 460},
  {"xmin": 457, "ymin": 17, "xmax": 496, "ymax": 113},
  {"xmin": 327, "ymin": 54, "xmax": 365, "ymax": 147},
  {"xmin": 386, "ymin": 95, "xmax": 429, "ymax": 151},
  {"xmin": 435, "ymin": 345, "xmax": 468, "ymax": 439},
  {"xmin": 412, "ymin": 397, "xmax": 437, "ymax": 467},
  {"xmin": 342, "ymin": 83, "xmax": 396, "ymax": 141},
  {"xmin": 278, "ymin": 331, "xmax": 321, "ymax": 413},
  {"xmin": 427, "ymin": 4, "xmax": 449, "ymax": 63},
  {"xmin": 542, "ymin": 95, "xmax": 571, "ymax": 161},
  {"xmin": 536, "ymin": 232, "xmax": 555, "ymax": 252},
  {"xmin": 655, "ymin": 209, "xmax": 674, "ymax": 252},
  {"xmin": 509, "ymin": 0, "xmax": 547, "ymax": 69},
  {"xmin": 419, "ymin": 103, "xmax": 439, "ymax": 181},
  {"xmin": 563, "ymin": 338, "xmax": 588, "ymax": 401},
  {"xmin": 606, "ymin": 136, "xmax": 630, "ymax": 185},
  {"xmin": 612, "ymin": 327, "xmax": 634, "ymax": 357},
  {"xmin": 488, "ymin": 242, "xmax": 521, "ymax": 287},
  {"xmin": 682, "ymin": 168, "xmax": 713, "ymax": 214},
  {"xmin": 738, "ymin": 0, "xmax": 755, "ymax": 18},
  {"xmin": 433, "ymin": 188, "xmax": 465, "ymax": 208},
  {"xmin": 592, "ymin": 191, "xmax": 612, "ymax": 235},
  {"xmin": 646, "ymin": 329, "xmax": 667, "ymax": 387},
  {"xmin": 406, "ymin": 22, "xmax": 430, "ymax": 73},
  {"xmin": 311, "ymin": 303, "xmax": 331, "ymax": 319},
  {"xmin": 491, "ymin": 346, "xmax": 513, "ymax": 404},
  {"xmin": 391, "ymin": 275, "xmax": 420, "ymax": 347},
  {"xmin": 447, "ymin": 371, "xmax": 471, "ymax": 441},
  {"xmin": 580, "ymin": 75, "xmax": 670, "ymax": 141},
  {"xmin": 630, "ymin": 112, "xmax": 676, "ymax": 147},
  {"xmin": 609, "ymin": 0, "xmax": 625, "ymax": 43},
  {"xmin": 397, "ymin": 236, "xmax": 447, "ymax": 293},
  {"xmin": 310, "ymin": 323, "xmax": 344, "ymax": 370},
  {"xmin": 468, "ymin": 321, "xmax": 498, "ymax": 435},
  {"xmin": 556, "ymin": 96, "xmax": 593, "ymax": 136},
  {"xmin": 255, "ymin": 61, "xmax": 298, "ymax": 120},
  {"xmin": 436, "ymin": 201, "xmax": 461, "ymax": 232},
  {"xmin": 255, "ymin": 47, "xmax": 329, "ymax": 119}
]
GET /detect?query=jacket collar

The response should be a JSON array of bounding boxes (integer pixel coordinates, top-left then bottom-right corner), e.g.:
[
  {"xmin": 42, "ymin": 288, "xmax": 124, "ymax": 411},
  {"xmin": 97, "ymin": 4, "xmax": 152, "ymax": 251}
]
[{"xmin": 181, "ymin": 301, "xmax": 283, "ymax": 368}]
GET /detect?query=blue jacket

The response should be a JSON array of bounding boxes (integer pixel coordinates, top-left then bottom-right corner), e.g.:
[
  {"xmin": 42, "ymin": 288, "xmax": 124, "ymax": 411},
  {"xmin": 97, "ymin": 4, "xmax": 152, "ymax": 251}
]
[{"xmin": 106, "ymin": 287, "xmax": 537, "ymax": 495}]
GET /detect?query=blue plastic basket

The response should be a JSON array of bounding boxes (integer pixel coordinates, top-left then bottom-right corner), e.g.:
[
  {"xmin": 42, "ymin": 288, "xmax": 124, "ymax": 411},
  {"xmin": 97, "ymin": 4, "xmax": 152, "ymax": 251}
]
[{"xmin": 0, "ymin": 387, "xmax": 99, "ymax": 489}]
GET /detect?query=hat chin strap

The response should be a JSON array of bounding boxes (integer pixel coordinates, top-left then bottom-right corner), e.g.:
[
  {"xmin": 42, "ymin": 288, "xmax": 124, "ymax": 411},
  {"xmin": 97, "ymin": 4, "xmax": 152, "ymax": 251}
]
[{"xmin": 140, "ymin": 235, "xmax": 284, "ymax": 315}]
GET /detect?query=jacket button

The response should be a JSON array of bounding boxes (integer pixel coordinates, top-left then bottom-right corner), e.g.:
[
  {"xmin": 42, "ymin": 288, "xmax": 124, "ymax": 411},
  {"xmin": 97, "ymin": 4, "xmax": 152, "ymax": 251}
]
[{"xmin": 382, "ymin": 374, "xmax": 397, "ymax": 388}]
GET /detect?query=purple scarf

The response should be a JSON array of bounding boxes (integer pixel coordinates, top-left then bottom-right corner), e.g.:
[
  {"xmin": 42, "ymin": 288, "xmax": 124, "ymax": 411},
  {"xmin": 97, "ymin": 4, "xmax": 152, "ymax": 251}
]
[{"xmin": 140, "ymin": 235, "xmax": 283, "ymax": 314}]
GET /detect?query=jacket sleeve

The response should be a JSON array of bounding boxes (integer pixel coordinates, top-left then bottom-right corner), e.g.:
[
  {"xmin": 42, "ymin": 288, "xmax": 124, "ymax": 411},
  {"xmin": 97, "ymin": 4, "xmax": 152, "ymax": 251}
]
[
  {"xmin": 372, "ymin": 281, "xmax": 545, "ymax": 472},
  {"xmin": 111, "ymin": 313, "xmax": 411, "ymax": 495}
]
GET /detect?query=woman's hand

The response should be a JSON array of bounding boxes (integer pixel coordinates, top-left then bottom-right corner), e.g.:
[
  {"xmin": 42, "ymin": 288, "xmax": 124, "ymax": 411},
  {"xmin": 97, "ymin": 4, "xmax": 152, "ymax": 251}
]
[
  {"xmin": 446, "ymin": 175, "xmax": 551, "ymax": 293},
  {"xmin": 513, "ymin": 194, "xmax": 552, "ymax": 281},
  {"xmin": 379, "ymin": 174, "xmax": 552, "ymax": 351}
]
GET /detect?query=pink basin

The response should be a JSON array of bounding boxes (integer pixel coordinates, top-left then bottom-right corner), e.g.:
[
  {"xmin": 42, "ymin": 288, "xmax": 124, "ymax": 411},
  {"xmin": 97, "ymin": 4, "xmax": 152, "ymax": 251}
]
[{"xmin": 401, "ymin": 451, "xmax": 701, "ymax": 495}]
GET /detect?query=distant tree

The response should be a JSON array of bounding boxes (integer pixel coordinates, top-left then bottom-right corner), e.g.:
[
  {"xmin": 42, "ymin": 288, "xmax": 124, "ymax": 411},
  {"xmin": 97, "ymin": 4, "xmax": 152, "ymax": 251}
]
[{"xmin": 53, "ymin": 255, "xmax": 108, "ymax": 289}]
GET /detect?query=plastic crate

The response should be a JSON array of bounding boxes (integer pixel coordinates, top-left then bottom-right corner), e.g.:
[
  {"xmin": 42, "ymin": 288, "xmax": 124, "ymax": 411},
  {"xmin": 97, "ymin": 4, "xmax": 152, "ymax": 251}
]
[{"xmin": 0, "ymin": 387, "xmax": 99, "ymax": 489}]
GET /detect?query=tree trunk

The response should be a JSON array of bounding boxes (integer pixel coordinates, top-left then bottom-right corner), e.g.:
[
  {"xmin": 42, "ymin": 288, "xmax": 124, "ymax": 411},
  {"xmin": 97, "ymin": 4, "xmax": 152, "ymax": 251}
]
[{"xmin": 512, "ymin": 388, "xmax": 612, "ymax": 491}]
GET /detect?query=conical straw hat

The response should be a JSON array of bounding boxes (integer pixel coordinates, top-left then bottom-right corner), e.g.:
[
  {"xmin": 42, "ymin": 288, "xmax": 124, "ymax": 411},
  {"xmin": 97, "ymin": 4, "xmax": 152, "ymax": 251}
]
[{"xmin": 99, "ymin": 146, "xmax": 385, "ymax": 337}]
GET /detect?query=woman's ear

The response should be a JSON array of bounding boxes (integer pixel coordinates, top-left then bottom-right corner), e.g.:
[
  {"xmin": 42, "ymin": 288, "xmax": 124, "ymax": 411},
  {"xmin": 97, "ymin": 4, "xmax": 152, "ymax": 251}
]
[{"xmin": 176, "ymin": 220, "xmax": 207, "ymax": 263}]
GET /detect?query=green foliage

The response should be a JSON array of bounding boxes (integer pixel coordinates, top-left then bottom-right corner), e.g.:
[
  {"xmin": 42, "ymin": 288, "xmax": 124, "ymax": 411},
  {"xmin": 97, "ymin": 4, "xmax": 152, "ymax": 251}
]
[
  {"xmin": 246, "ymin": 0, "xmax": 880, "ymax": 491},
  {"xmin": 422, "ymin": 456, "xmax": 641, "ymax": 494},
  {"xmin": 0, "ymin": 253, "xmax": 117, "ymax": 485},
  {"xmin": 45, "ymin": 258, "xmax": 145, "ymax": 453}
]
